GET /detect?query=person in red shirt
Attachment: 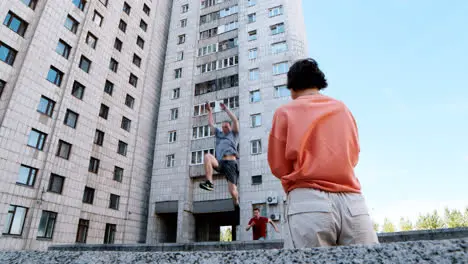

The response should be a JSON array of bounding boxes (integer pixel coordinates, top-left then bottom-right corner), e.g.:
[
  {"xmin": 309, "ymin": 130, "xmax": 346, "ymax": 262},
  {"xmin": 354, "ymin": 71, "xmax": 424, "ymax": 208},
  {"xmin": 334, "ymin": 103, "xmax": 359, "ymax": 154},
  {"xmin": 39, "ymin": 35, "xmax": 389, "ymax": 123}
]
[{"xmin": 246, "ymin": 208, "xmax": 279, "ymax": 240}]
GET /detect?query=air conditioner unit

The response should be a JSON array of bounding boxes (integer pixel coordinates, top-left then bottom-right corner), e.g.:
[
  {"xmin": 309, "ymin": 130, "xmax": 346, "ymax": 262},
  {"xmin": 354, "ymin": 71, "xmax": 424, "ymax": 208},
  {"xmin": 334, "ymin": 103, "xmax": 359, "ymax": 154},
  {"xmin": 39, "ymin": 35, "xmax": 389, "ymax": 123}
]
[
  {"xmin": 270, "ymin": 214, "xmax": 281, "ymax": 221},
  {"xmin": 266, "ymin": 195, "xmax": 278, "ymax": 205}
]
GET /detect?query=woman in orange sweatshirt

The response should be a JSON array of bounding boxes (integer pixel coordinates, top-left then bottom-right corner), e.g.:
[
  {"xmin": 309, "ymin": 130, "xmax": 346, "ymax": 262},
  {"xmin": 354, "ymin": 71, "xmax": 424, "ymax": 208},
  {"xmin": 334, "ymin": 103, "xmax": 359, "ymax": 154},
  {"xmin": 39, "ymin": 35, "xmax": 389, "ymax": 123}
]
[{"xmin": 268, "ymin": 58, "xmax": 378, "ymax": 248}]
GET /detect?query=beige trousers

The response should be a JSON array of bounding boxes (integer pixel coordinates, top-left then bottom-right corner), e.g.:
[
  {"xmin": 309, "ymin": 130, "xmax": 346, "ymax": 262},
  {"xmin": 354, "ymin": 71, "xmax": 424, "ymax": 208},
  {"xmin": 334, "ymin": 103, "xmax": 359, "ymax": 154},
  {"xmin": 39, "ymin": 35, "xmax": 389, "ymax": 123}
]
[{"xmin": 283, "ymin": 188, "xmax": 379, "ymax": 248}]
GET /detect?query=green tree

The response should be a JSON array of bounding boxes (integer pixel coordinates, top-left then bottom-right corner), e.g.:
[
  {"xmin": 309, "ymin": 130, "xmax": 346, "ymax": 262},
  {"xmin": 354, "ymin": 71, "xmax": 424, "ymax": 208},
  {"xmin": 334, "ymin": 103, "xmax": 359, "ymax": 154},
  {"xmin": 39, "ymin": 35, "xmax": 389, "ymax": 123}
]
[
  {"xmin": 464, "ymin": 207, "xmax": 468, "ymax": 226},
  {"xmin": 373, "ymin": 221, "xmax": 380, "ymax": 233},
  {"xmin": 444, "ymin": 207, "xmax": 466, "ymax": 228},
  {"xmin": 382, "ymin": 218, "xmax": 396, "ymax": 233},
  {"xmin": 399, "ymin": 217, "xmax": 414, "ymax": 231},
  {"xmin": 220, "ymin": 227, "xmax": 232, "ymax": 242},
  {"xmin": 416, "ymin": 210, "xmax": 445, "ymax": 230}
]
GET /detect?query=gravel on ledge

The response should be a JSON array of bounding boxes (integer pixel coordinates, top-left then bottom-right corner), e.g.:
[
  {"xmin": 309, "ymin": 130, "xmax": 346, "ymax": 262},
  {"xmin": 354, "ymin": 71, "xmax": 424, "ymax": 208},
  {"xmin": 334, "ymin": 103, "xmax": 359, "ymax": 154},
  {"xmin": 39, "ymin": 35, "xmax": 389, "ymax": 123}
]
[{"xmin": 0, "ymin": 238, "xmax": 466, "ymax": 264}]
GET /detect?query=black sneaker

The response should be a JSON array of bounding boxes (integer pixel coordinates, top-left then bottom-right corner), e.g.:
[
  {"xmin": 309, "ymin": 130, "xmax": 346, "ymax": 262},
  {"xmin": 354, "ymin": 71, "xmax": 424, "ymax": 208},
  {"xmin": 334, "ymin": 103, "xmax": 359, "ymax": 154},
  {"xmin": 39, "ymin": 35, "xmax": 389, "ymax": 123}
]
[{"xmin": 199, "ymin": 180, "xmax": 214, "ymax": 191}]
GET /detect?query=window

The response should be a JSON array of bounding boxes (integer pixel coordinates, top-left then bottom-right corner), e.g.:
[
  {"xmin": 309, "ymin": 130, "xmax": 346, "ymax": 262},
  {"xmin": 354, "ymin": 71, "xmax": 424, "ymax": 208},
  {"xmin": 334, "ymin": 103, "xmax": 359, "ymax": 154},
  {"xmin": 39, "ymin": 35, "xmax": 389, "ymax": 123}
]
[
  {"xmin": 3, "ymin": 11, "xmax": 28, "ymax": 37},
  {"xmin": 168, "ymin": 131, "xmax": 177, "ymax": 143},
  {"xmin": 104, "ymin": 80, "xmax": 113, "ymax": 95},
  {"xmin": 140, "ymin": 20, "xmax": 148, "ymax": 31},
  {"xmin": 37, "ymin": 96, "xmax": 55, "ymax": 117},
  {"xmin": 72, "ymin": 0, "xmax": 86, "ymax": 11},
  {"xmin": 194, "ymin": 74, "xmax": 238, "ymax": 95},
  {"xmin": 271, "ymin": 41, "xmax": 288, "ymax": 54},
  {"xmin": 27, "ymin": 129, "xmax": 47, "ymax": 150},
  {"xmin": 180, "ymin": 19, "xmax": 187, "ymax": 28},
  {"xmin": 88, "ymin": 157, "xmax": 100, "ymax": 173},
  {"xmin": 109, "ymin": 194, "xmax": 120, "ymax": 210},
  {"xmin": 82, "ymin": 187, "xmax": 95, "ymax": 204},
  {"xmin": 93, "ymin": 11, "xmax": 103, "ymax": 26},
  {"xmin": 191, "ymin": 149, "xmax": 214, "ymax": 165},
  {"xmin": 223, "ymin": 96, "xmax": 239, "ymax": 109},
  {"xmin": 249, "ymin": 90, "xmax": 261, "ymax": 103},
  {"xmin": 0, "ymin": 42, "xmax": 17, "ymax": 66},
  {"xmin": 219, "ymin": 5, "xmax": 238, "ymax": 18},
  {"xmin": 114, "ymin": 167, "xmax": 123, "ymax": 182},
  {"xmin": 123, "ymin": 2, "xmax": 131, "ymax": 15},
  {"xmin": 104, "ymin": 224, "xmax": 116, "ymax": 244},
  {"xmin": 56, "ymin": 40, "xmax": 71, "ymax": 59},
  {"xmin": 46, "ymin": 66, "xmax": 63, "ymax": 86},
  {"xmin": 199, "ymin": 28, "xmax": 218, "ymax": 40},
  {"xmin": 178, "ymin": 35, "xmax": 185, "ymax": 45},
  {"xmin": 171, "ymin": 88, "xmax": 180, "ymax": 99},
  {"xmin": 72, "ymin": 81, "xmax": 85, "ymax": 99},
  {"xmin": 94, "ymin": 129, "xmax": 104, "ymax": 146},
  {"xmin": 121, "ymin": 117, "xmax": 131, "ymax": 131},
  {"xmin": 99, "ymin": 0, "xmax": 108, "ymax": 7},
  {"xmin": 132, "ymin": 54, "xmax": 141, "ymax": 67},
  {"xmin": 114, "ymin": 38, "xmax": 122, "ymax": 51},
  {"xmin": 56, "ymin": 140, "xmax": 72, "ymax": 159},
  {"xmin": 0, "ymin": 80, "xmax": 4, "ymax": 98},
  {"xmin": 248, "ymin": 30, "xmax": 257, "ymax": 41},
  {"xmin": 251, "ymin": 140, "xmax": 262, "ymax": 154},
  {"xmin": 21, "ymin": 0, "xmax": 37, "ymax": 10},
  {"xmin": 192, "ymin": 125, "xmax": 211, "ymax": 140},
  {"xmin": 17, "ymin": 165, "xmax": 37, "ymax": 186},
  {"xmin": 99, "ymin": 104, "xmax": 109, "ymax": 119},
  {"xmin": 198, "ymin": 43, "xmax": 218, "ymax": 57},
  {"xmin": 249, "ymin": 68, "xmax": 259, "ymax": 81},
  {"xmin": 248, "ymin": 0, "xmax": 256, "ymax": 7},
  {"xmin": 181, "ymin": 4, "xmax": 189, "ymax": 13},
  {"xmin": 48, "ymin": 174, "xmax": 65, "ymax": 194},
  {"xmin": 252, "ymin": 175, "xmax": 262, "ymax": 185},
  {"xmin": 250, "ymin": 113, "xmax": 262, "ymax": 127},
  {"xmin": 85, "ymin": 32, "xmax": 98, "ymax": 49},
  {"xmin": 79, "ymin": 56, "xmax": 91, "ymax": 73},
  {"xmin": 170, "ymin": 108, "xmax": 178, "ymax": 120},
  {"xmin": 37, "ymin": 211, "xmax": 57, "ymax": 239},
  {"xmin": 76, "ymin": 219, "xmax": 89, "ymax": 243},
  {"xmin": 193, "ymin": 102, "xmax": 214, "ymax": 116},
  {"xmin": 175, "ymin": 68, "xmax": 182, "ymax": 79},
  {"xmin": 273, "ymin": 62, "xmax": 289, "ymax": 75},
  {"xmin": 248, "ymin": 48, "xmax": 257, "ymax": 60},
  {"xmin": 125, "ymin": 94, "xmax": 135, "ymax": 108},
  {"xmin": 248, "ymin": 13, "xmax": 256, "ymax": 23},
  {"xmin": 64, "ymin": 109, "xmax": 79, "ymax": 128},
  {"xmin": 143, "ymin": 4, "xmax": 151, "ymax": 15},
  {"xmin": 3, "ymin": 205, "xmax": 28, "ymax": 236},
  {"xmin": 176, "ymin": 51, "xmax": 184, "ymax": 61},
  {"xmin": 109, "ymin": 58, "xmax": 118, "ymax": 72},
  {"xmin": 129, "ymin": 73, "xmax": 138, "ymax": 87},
  {"xmin": 137, "ymin": 36, "xmax": 145, "ymax": 49},
  {"xmin": 117, "ymin": 141, "xmax": 127, "ymax": 156},
  {"xmin": 166, "ymin": 154, "xmax": 175, "ymax": 168},
  {"xmin": 119, "ymin": 20, "xmax": 127, "ymax": 33},
  {"xmin": 217, "ymin": 21, "xmax": 238, "ymax": 34},
  {"xmin": 269, "ymin": 6, "xmax": 283, "ymax": 17},
  {"xmin": 43, "ymin": 70, "xmax": 60, "ymax": 87},
  {"xmin": 64, "ymin": 15, "xmax": 79, "ymax": 33},
  {"xmin": 271, "ymin": 23, "xmax": 285, "ymax": 35}
]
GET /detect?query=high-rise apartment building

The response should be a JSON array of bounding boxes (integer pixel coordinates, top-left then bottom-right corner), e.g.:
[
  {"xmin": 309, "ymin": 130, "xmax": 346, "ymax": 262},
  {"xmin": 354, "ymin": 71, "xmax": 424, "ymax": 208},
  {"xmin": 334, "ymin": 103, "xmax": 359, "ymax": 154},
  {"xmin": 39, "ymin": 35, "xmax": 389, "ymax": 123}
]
[
  {"xmin": 147, "ymin": 0, "xmax": 307, "ymax": 243},
  {"xmin": 0, "ymin": 0, "xmax": 171, "ymax": 250}
]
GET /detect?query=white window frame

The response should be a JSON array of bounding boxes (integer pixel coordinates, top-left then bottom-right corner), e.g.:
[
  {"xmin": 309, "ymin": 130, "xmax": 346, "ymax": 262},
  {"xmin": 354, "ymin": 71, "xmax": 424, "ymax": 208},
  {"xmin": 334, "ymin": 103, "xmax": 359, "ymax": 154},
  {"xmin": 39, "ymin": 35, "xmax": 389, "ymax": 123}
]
[
  {"xmin": 269, "ymin": 6, "xmax": 283, "ymax": 17},
  {"xmin": 274, "ymin": 85, "xmax": 290, "ymax": 98},
  {"xmin": 166, "ymin": 154, "xmax": 175, "ymax": 167},
  {"xmin": 250, "ymin": 114, "xmax": 262, "ymax": 128},
  {"xmin": 249, "ymin": 90, "xmax": 261, "ymax": 103},
  {"xmin": 181, "ymin": 4, "xmax": 189, "ymax": 13},
  {"xmin": 171, "ymin": 88, "xmax": 180, "ymax": 99},
  {"xmin": 175, "ymin": 68, "xmax": 182, "ymax": 79},
  {"xmin": 248, "ymin": 13, "xmax": 256, "ymax": 23},
  {"xmin": 250, "ymin": 140, "xmax": 262, "ymax": 154},
  {"xmin": 180, "ymin": 19, "xmax": 187, "ymax": 28},
  {"xmin": 271, "ymin": 41, "xmax": 288, "ymax": 54},
  {"xmin": 273, "ymin": 62, "xmax": 289, "ymax": 75},
  {"xmin": 198, "ymin": 43, "xmax": 218, "ymax": 57},
  {"xmin": 247, "ymin": 0, "xmax": 256, "ymax": 7},
  {"xmin": 192, "ymin": 125, "xmax": 212, "ymax": 140},
  {"xmin": 249, "ymin": 68, "xmax": 259, "ymax": 81},
  {"xmin": 168, "ymin": 131, "xmax": 177, "ymax": 143},
  {"xmin": 190, "ymin": 149, "xmax": 215, "ymax": 165},
  {"xmin": 176, "ymin": 51, "xmax": 184, "ymax": 61},
  {"xmin": 170, "ymin": 108, "xmax": 178, "ymax": 120},
  {"xmin": 248, "ymin": 48, "xmax": 258, "ymax": 60},
  {"xmin": 248, "ymin": 30, "xmax": 257, "ymax": 41},
  {"xmin": 219, "ymin": 5, "xmax": 238, "ymax": 18},
  {"xmin": 271, "ymin": 23, "xmax": 285, "ymax": 35}
]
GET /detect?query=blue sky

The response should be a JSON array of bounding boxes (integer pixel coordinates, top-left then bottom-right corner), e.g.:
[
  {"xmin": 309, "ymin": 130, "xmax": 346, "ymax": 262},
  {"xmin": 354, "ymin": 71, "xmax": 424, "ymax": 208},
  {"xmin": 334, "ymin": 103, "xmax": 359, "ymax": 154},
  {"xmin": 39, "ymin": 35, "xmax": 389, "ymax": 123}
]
[{"xmin": 302, "ymin": 0, "xmax": 468, "ymax": 226}]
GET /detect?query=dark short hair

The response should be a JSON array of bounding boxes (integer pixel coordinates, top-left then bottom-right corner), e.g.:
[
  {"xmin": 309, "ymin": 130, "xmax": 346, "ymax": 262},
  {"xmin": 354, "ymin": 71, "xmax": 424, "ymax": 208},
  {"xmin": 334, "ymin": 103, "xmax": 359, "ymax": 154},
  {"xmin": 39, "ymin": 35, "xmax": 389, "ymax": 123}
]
[
  {"xmin": 253, "ymin": 208, "xmax": 260, "ymax": 212},
  {"xmin": 287, "ymin": 58, "xmax": 328, "ymax": 91}
]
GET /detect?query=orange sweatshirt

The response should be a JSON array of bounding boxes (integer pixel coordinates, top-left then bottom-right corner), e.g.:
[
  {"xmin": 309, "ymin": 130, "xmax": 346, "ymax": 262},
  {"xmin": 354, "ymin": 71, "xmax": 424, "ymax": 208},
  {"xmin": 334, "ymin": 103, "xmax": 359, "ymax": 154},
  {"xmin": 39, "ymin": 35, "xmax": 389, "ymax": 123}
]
[{"xmin": 268, "ymin": 94, "xmax": 362, "ymax": 194}]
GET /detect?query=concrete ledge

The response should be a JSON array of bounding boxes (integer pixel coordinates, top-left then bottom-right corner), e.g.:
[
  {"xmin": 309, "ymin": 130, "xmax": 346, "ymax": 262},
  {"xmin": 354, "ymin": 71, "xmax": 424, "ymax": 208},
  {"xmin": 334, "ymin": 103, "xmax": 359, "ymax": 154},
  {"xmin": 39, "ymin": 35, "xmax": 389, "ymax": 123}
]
[
  {"xmin": 2, "ymin": 239, "xmax": 467, "ymax": 264},
  {"xmin": 378, "ymin": 227, "xmax": 468, "ymax": 243}
]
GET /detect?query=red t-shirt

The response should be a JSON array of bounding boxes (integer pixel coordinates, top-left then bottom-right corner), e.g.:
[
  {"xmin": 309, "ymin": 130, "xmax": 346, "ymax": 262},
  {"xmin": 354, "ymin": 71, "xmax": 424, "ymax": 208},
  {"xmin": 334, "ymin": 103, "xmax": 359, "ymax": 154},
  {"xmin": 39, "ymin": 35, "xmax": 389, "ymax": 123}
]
[{"xmin": 248, "ymin": 217, "xmax": 268, "ymax": 240}]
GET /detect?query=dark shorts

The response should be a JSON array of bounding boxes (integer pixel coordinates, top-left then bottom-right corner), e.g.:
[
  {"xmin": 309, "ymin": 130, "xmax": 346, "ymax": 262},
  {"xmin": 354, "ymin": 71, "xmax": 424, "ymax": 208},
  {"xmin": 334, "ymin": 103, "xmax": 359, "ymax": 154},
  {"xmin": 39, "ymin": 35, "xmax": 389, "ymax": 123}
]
[{"xmin": 215, "ymin": 160, "xmax": 239, "ymax": 185}]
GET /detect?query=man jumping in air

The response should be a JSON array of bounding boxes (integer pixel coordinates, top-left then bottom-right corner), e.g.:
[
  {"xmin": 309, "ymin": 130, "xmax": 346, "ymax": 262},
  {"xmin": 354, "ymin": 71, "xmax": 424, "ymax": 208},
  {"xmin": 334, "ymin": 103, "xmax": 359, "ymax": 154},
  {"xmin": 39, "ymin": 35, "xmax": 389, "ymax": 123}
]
[{"xmin": 199, "ymin": 102, "xmax": 240, "ymax": 209}]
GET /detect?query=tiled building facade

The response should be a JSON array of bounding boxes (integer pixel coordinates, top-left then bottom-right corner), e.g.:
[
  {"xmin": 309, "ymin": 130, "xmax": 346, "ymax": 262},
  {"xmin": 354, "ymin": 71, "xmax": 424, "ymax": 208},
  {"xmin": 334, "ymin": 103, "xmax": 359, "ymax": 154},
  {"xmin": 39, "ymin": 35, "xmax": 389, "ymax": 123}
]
[
  {"xmin": 147, "ymin": 0, "xmax": 307, "ymax": 243},
  {"xmin": 0, "ymin": 0, "xmax": 171, "ymax": 250}
]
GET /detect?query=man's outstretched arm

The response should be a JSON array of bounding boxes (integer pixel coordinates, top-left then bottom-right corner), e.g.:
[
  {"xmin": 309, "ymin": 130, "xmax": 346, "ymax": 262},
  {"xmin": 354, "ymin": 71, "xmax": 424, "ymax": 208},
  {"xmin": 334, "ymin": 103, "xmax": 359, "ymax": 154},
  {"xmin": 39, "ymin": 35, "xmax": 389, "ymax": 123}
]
[
  {"xmin": 221, "ymin": 103, "xmax": 239, "ymax": 134},
  {"xmin": 268, "ymin": 219, "xmax": 280, "ymax": 233}
]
